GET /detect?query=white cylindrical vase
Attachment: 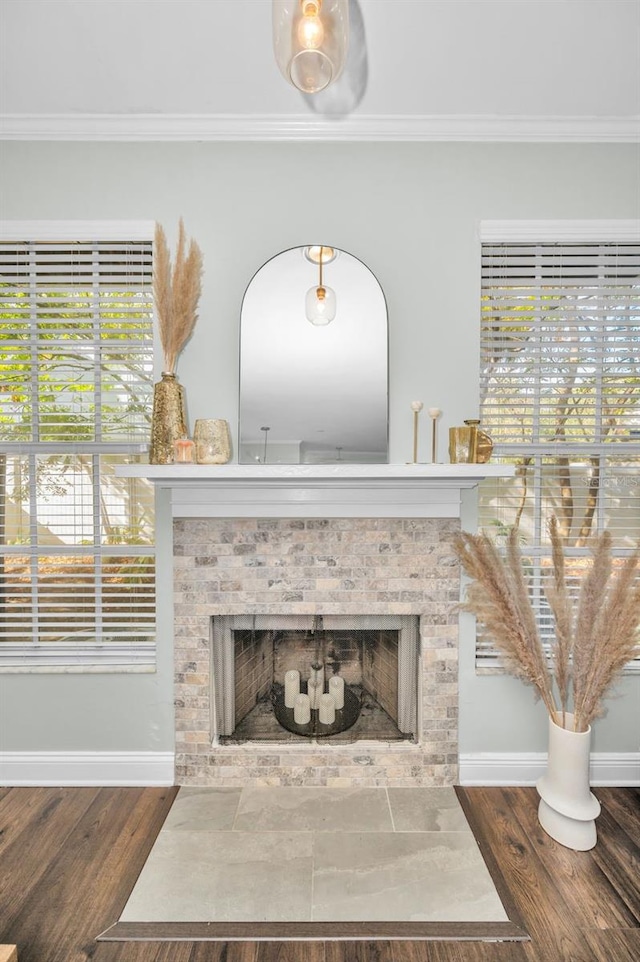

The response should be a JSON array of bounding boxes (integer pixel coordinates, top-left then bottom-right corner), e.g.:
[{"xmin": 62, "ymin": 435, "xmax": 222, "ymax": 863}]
[{"xmin": 536, "ymin": 711, "xmax": 601, "ymax": 851}]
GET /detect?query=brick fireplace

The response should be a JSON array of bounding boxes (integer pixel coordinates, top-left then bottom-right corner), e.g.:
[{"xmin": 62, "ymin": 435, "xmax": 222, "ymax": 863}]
[
  {"xmin": 173, "ymin": 515, "xmax": 460, "ymax": 786},
  {"xmin": 117, "ymin": 463, "xmax": 512, "ymax": 788}
]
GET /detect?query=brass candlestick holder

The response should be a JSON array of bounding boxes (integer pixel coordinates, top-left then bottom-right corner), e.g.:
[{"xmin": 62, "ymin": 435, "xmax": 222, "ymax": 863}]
[
  {"xmin": 410, "ymin": 401, "xmax": 424, "ymax": 463},
  {"xmin": 428, "ymin": 407, "xmax": 442, "ymax": 463}
]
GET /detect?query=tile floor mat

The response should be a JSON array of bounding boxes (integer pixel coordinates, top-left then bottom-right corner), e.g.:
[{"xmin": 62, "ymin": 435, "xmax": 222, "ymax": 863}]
[{"xmin": 99, "ymin": 786, "xmax": 528, "ymax": 942}]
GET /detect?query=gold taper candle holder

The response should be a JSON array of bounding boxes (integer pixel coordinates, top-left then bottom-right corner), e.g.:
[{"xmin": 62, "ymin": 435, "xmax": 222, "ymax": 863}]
[
  {"xmin": 410, "ymin": 401, "xmax": 423, "ymax": 463},
  {"xmin": 428, "ymin": 408, "xmax": 442, "ymax": 463}
]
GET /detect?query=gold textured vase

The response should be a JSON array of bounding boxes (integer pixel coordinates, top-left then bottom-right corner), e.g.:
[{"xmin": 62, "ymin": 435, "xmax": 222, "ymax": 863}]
[
  {"xmin": 193, "ymin": 418, "xmax": 232, "ymax": 464},
  {"xmin": 449, "ymin": 419, "xmax": 493, "ymax": 464},
  {"xmin": 149, "ymin": 372, "xmax": 188, "ymax": 464}
]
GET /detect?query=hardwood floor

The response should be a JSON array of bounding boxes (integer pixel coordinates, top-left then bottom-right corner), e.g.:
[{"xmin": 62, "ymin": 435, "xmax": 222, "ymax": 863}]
[{"xmin": 0, "ymin": 784, "xmax": 637, "ymax": 962}]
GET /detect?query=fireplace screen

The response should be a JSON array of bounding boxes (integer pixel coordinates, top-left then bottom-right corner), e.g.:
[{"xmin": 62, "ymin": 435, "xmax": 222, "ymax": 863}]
[{"xmin": 210, "ymin": 615, "xmax": 419, "ymax": 744}]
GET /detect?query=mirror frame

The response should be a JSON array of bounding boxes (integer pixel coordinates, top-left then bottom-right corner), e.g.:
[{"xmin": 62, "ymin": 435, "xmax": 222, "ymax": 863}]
[{"xmin": 238, "ymin": 245, "xmax": 389, "ymax": 464}]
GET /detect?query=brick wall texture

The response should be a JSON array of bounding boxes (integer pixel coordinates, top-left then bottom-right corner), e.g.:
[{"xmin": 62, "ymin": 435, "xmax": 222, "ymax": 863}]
[{"xmin": 173, "ymin": 516, "xmax": 461, "ymax": 787}]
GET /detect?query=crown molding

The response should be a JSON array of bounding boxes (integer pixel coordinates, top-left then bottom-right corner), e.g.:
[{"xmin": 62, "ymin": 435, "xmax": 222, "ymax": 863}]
[{"xmin": 1, "ymin": 113, "xmax": 638, "ymax": 143}]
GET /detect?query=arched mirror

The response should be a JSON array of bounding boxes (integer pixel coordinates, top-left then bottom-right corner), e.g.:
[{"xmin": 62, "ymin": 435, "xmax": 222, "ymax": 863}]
[{"xmin": 239, "ymin": 246, "xmax": 388, "ymax": 464}]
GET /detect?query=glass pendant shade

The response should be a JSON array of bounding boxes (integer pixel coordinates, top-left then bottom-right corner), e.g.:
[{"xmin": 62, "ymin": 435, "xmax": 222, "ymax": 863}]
[
  {"xmin": 273, "ymin": 0, "xmax": 349, "ymax": 94},
  {"xmin": 305, "ymin": 284, "xmax": 336, "ymax": 325}
]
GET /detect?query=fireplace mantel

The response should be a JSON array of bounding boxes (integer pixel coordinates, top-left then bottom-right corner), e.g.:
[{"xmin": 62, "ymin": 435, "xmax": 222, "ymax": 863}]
[{"xmin": 116, "ymin": 463, "xmax": 514, "ymax": 519}]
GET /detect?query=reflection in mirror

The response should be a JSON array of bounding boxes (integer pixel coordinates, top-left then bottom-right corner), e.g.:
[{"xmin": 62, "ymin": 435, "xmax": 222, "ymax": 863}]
[{"xmin": 239, "ymin": 246, "xmax": 388, "ymax": 464}]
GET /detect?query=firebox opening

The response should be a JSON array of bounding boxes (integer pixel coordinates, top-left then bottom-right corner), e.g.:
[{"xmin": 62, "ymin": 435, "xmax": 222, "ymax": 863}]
[{"xmin": 211, "ymin": 615, "xmax": 419, "ymax": 745}]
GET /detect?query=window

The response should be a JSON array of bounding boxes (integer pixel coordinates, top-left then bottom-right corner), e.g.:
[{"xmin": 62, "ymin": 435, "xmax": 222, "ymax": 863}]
[
  {"xmin": 0, "ymin": 222, "xmax": 156, "ymax": 670},
  {"xmin": 477, "ymin": 221, "xmax": 640, "ymax": 669}
]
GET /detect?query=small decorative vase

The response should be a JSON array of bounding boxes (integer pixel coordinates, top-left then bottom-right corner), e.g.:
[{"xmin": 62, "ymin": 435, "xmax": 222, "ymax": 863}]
[
  {"xmin": 448, "ymin": 419, "xmax": 493, "ymax": 463},
  {"xmin": 536, "ymin": 711, "xmax": 601, "ymax": 851},
  {"xmin": 194, "ymin": 418, "xmax": 232, "ymax": 464},
  {"xmin": 149, "ymin": 372, "xmax": 188, "ymax": 464}
]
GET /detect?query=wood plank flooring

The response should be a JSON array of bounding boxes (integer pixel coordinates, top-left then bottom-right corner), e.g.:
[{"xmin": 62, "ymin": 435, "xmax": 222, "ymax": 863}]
[{"xmin": 0, "ymin": 785, "xmax": 637, "ymax": 962}]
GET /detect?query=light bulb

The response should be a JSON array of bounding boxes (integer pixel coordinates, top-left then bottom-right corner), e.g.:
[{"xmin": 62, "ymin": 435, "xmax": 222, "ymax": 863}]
[
  {"xmin": 306, "ymin": 284, "xmax": 336, "ymax": 325},
  {"xmin": 298, "ymin": 5, "xmax": 324, "ymax": 49}
]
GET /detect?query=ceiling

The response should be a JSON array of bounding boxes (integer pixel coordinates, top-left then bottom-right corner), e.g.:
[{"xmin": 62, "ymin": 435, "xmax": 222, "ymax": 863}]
[{"xmin": 1, "ymin": 0, "xmax": 639, "ymax": 141}]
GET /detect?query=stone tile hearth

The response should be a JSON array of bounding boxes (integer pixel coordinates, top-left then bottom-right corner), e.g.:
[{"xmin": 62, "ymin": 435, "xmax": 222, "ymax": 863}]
[
  {"xmin": 119, "ymin": 786, "xmax": 509, "ymax": 923},
  {"xmin": 173, "ymin": 516, "xmax": 461, "ymax": 787}
]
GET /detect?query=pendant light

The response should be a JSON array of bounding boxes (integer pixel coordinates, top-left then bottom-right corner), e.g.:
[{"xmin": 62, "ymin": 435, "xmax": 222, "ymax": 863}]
[
  {"xmin": 305, "ymin": 246, "xmax": 336, "ymax": 325},
  {"xmin": 273, "ymin": 0, "xmax": 349, "ymax": 94}
]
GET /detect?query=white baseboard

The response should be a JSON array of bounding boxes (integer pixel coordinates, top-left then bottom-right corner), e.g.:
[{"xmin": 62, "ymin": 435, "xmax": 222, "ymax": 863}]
[
  {"xmin": 1, "ymin": 750, "xmax": 637, "ymax": 788},
  {"xmin": 0, "ymin": 751, "xmax": 175, "ymax": 786},
  {"xmin": 459, "ymin": 752, "xmax": 640, "ymax": 786}
]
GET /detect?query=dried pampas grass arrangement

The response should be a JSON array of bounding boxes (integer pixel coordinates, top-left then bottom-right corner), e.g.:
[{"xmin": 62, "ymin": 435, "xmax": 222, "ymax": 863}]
[
  {"xmin": 154, "ymin": 219, "xmax": 203, "ymax": 374},
  {"xmin": 455, "ymin": 518, "xmax": 640, "ymax": 732}
]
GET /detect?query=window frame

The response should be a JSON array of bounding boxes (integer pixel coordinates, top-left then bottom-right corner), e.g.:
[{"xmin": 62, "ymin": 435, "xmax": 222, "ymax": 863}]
[
  {"xmin": 477, "ymin": 219, "xmax": 640, "ymax": 675},
  {"xmin": 0, "ymin": 220, "xmax": 156, "ymax": 672}
]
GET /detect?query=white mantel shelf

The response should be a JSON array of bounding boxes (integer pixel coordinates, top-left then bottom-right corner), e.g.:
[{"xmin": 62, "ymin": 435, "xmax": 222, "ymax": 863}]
[{"xmin": 116, "ymin": 463, "xmax": 515, "ymax": 519}]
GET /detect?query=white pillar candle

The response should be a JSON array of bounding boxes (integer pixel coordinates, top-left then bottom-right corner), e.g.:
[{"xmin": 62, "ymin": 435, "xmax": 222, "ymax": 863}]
[
  {"xmin": 309, "ymin": 663, "xmax": 325, "ymax": 690},
  {"xmin": 284, "ymin": 669, "xmax": 300, "ymax": 708},
  {"xmin": 319, "ymin": 692, "xmax": 336, "ymax": 725},
  {"xmin": 307, "ymin": 680, "xmax": 322, "ymax": 710},
  {"xmin": 293, "ymin": 693, "xmax": 311, "ymax": 725},
  {"xmin": 329, "ymin": 675, "xmax": 345, "ymax": 710}
]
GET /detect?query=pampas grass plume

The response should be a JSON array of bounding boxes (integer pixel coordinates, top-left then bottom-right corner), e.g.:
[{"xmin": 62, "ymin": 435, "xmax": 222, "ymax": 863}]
[
  {"xmin": 455, "ymin": 518, "xmax": 640, "ymax": 731},
  {"xmin": 153, "ymin": 219, "xmax": 203, "ymax": 374}
]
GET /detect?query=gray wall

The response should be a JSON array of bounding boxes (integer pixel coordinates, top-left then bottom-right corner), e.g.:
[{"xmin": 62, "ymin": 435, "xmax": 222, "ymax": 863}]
[{"xmin": 1, "ymin": 141, "xmax": 638, "ymax": 756}]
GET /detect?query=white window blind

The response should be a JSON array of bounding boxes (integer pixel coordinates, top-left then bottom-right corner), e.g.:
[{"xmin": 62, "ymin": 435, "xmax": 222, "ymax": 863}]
[
  {"xmin": 0, "ymin": 224, "xmax": 156, "ymax": 669},
  {"xmin": 477, "ymin": 228, "xmax": 640, "ymax": 669}
]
